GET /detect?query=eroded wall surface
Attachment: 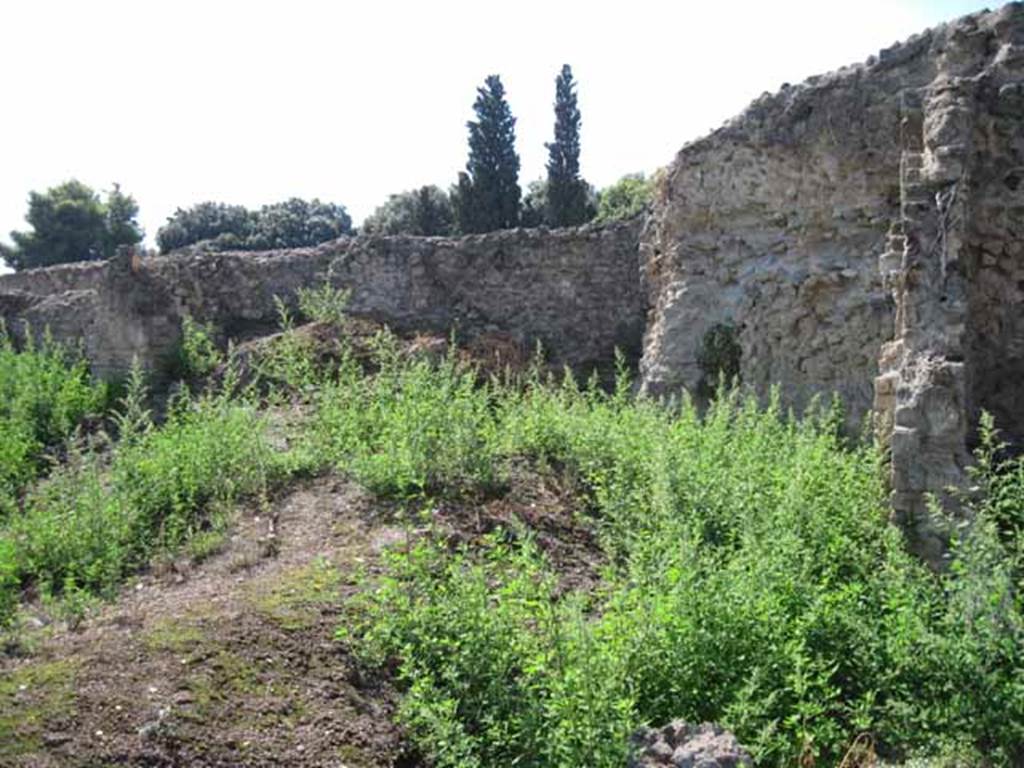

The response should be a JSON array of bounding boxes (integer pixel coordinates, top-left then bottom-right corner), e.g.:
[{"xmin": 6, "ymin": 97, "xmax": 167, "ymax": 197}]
[
  {"xmin": 967, "ymin": 61, "xmax": 1024, "ymax": 446},
  {"xmin": 0, "ymin": 222, "xmax": 645, "ymax": 381},
  {"xmin": 641, "ymin": 2, "xmax": 1024, "ymax": 559}
]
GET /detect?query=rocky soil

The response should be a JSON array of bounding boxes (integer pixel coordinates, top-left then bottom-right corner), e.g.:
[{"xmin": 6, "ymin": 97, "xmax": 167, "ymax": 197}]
[{"xmin": 1, "ymin": 475, "xmax": 416, "ymax": 767}]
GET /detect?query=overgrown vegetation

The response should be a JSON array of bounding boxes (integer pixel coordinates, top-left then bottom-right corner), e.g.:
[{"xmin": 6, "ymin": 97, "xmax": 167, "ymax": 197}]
[
  {"xmin": 3, "ymin": 305, "xmax": 1023, "ymax": 766},
  {"xmin": 290, "ymin": 340, "xmax": 1023, "ymax": 766},
  {"xmin": 0, "ymin": 180, "xmax": 143, "ymax": 271},
  {"xmin": 0, "ymin": 345, "xmax": 278, "ymax": 627},
  {"xmin": 176, "ymin": 314, "xmax": 223, "ymax": 380},
  {"xmin": 297, "ymin": 281, "xmax": 351, "ymax": 328},
  {"xmin": 0, "ymin": 326, "xmax": 111, "ymax": 517},
  {"xmin": 154, "ymin": 308, "xmax": 1024, "ymax": 766}
]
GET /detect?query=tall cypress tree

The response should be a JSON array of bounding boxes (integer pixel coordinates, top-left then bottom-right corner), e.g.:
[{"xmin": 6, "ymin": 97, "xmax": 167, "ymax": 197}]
[
  {"xmin": 545, "ymin": 64, "xmax": 588, "ymax": 228},
  {"xmin": 454, "ymin": 75, "xmax": 521, "ymax": 233}
]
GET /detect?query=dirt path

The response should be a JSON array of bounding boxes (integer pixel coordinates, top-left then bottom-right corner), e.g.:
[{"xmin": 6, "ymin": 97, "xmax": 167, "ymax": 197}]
[{"xmin": 1, "ymin": 474, "xmax": 417, "ymax": 768}]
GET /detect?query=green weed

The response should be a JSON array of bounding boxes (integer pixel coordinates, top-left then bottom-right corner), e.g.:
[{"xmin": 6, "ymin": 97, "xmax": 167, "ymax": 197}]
[
  {"xmin": 336, "ymin": 352, "xmax": 1024, "ymax": 766},
  {"xmin": 297, "ymin": 281, "xmax": 351, "ymax": 328},
  {"xmin": 0, "ymin": 363, "xmax": 280, "ymax": 621},
  {"xmin": 308, "ymin": 337, "xmax": 503, "ymax": 498},
  {"xmin": 0, "ymin": 325, "xmax": 111, "ymax": 516},
  {"xmin": 175, "ymin": 314, "xmax": 223, "ymax": 381}
]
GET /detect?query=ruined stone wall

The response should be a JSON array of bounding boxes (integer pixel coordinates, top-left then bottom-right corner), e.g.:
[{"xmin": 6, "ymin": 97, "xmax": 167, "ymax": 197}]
[
  {"xmin": 641, "ymin": 2, "xmax": 1024, "ymax": 559},
  {"xmin": 1, "ymin": 4, "xmax": 1021, "ymax": 560},
  {"xmin": 639, "ymin": 32, "xmax": 940, "ymax": 426},
  {"xmin": 0, "ymin": 221, "xmax": 645, "ymax": 380},
  {"xmin": 967, "ymin": 63, "xmax": 1024, "ymax": 446}
]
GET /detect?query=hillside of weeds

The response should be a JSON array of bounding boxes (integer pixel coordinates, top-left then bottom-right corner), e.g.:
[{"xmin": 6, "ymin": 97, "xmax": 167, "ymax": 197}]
[
  {"xmin": 0, "ymin": 330, "xmax": 280, "ymax": 628},
  {"xmin": 0, "ymin": 327, "xmax": 112, "ymax": 517},
  {"xmin": 309, "ymin": 346, "xmax": 1024, "ymax": 767},
  {"xmin": 1, "ymin": 293, "xmax": 1023, "ymax": 766}
]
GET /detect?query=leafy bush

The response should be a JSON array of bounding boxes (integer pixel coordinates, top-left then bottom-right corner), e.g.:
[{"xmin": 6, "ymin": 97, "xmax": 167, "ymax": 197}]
[
  {"xmin": 339, "ymin": 354, "xmax": 1024, "ymax": 766},
  {"xmin": 245, "ymin": 198, "xmax": 353, "ymax": 251},
  {"xmin": 176, "ymin": 315, "xmax": 223, "ymax": 380},
  {"xmin": 361, "ymin": 186, "xmax": 455, "ymax": 236},
  {"xmin": 968, "ymin": 412, "xmax": 1024, "ymax": 570},
  {"xmin": 0, "ymin": 327, "xmax": 110, "ymax": 512},
  {"xmin": 310, "ymin": 338, "xmax": 502, "ymax": 498},
  {"xmin": 594, "ymin": 173, "xmax": 653, "ymax": 223},
  {"xmin": 157, "ymin": 198, "xmax": 352, "ymax": 254},
  {"xmin": 0, "ymin": 366, "xmax": 277, "ymax": 621},
  {"xmin": 155, "ymin": 202, "xmax": 255, "ymax": 253},
  {"xmin": 0, "ymin": 539, "xmax": 17, "ymax": 628},
  {"xmin": 297, "ymin": 282, "xmax": 351, "ymax": 328}
]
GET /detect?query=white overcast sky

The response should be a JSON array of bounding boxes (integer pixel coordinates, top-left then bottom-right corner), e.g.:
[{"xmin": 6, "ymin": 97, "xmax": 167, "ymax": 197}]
[{"xmin": 0, "ymin": 0, "xmax": 987, "ymax": 268}]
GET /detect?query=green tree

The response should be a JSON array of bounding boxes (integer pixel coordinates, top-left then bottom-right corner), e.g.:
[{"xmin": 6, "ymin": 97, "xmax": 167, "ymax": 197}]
[
  {"xmin": 521, "ymin": 178, "xmax": 597, "ymax": 229},
  {"xmin": 362, "ymin": 186, "xmax": 454, "ymax": 236},
  {"xmin": 545, "ymin": 64, "xmax": 590, "ymax": 227},
  {"xmin": 246, "ymin": 198, "xmax": 352, "ymax": 250},
  {"xmin": 413, "ymin": 186, "xmax": 454, "ymax": 235},
  {"xmin": 156, "ymin": 198, "xmax": 352, "ymax": 253},
  {"xmin": 594, "ymin": 172, "xmax": 654, "ymax": 223},
  {"xmin": 105, "ymin": 183, "xmax": 145, "ymax": 255},
  {"xmin": 520, "ymin": 179, "xmax": 548, "ymax": 228},
  {"xmin": 156, "ymin": 202, "xmax": 254, "ymax": 253},
  {"xmin": 1, "ymin": 180, "xmax": 143, "ymax": 271},
  {"xmin": 453, "ymin": 75, "xmax": 521, "ymax": 233},
  {"xmin": 451, "ymin": 172, "xmax": 478, "ymax": 234}
]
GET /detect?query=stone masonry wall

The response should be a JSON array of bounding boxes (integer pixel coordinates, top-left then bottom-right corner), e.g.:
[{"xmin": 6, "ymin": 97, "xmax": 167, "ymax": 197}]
[
  {"xmin": 641, "ymin": 2, "xmax": 1024, "ymax": 559},
  {"xmin": 1, "ymin": 5, "xmax": 1022, "ymax": 561},
  {"xmin": 967, "ymin": 47, "xmax": 1024, "ymax": 446},
  {"xmin": 640, "ymin": 28, "xmax": 933, "ymax": 426},
  {"xmin": 0, "ymin": 221, "xmax": 645, "ymax": 381}
]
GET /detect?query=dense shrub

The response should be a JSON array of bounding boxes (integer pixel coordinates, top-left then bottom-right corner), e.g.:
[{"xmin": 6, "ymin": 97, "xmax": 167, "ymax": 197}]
[
  {"xmin": 1, "ymin": 307, "xmax": 1021, "ymax": 765},
  {"xmin": 0, "ymin": 363, "xmax": 277, "ymax": 625},
  {"xmin": 0, "ymin": 328, "xmax": 110, "ymax": 514},
  {"xmin": 245, "ymin": 198, "xmax": 352, "ymax": 250},
  {"xmin": 156, "ymin": 198, "xmax": 352, "ymax": 254},
  {"xmin": 314, "ymin": 342, "xmax": 1024, "ymax": 766},
  {"xmin": 594, "ymin": 172, "xmax": 654, "ymax": 223},
  {"xmin": 361, "ymin": 186, "xmax": 454, "ymax": 236},
  {"xmin": 156, "ymin": 202, "xmax": 252, "ymax": 253},
  {"xmin": 11, "ymin": 390, "xmax": 270, "ymax": 593},
  {"xmin": 309, "ymin": 336, "xmax": 502, "ymax": 498}
]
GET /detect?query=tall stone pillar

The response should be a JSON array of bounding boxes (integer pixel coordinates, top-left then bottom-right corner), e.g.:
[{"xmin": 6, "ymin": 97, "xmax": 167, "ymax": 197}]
[{"xmin": 875, "ymin": 80, "xmax": 976, "ymax": 564}]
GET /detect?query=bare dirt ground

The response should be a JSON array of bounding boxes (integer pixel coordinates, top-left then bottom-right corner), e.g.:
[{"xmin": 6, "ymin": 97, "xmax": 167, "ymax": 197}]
[
  {"xmin": 1, "ymin": 467, "xmax": 600, "ymax": 768},
  {"xmin": 1, "ymin": 475, "xmax": 417, "ymax": 768}
]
